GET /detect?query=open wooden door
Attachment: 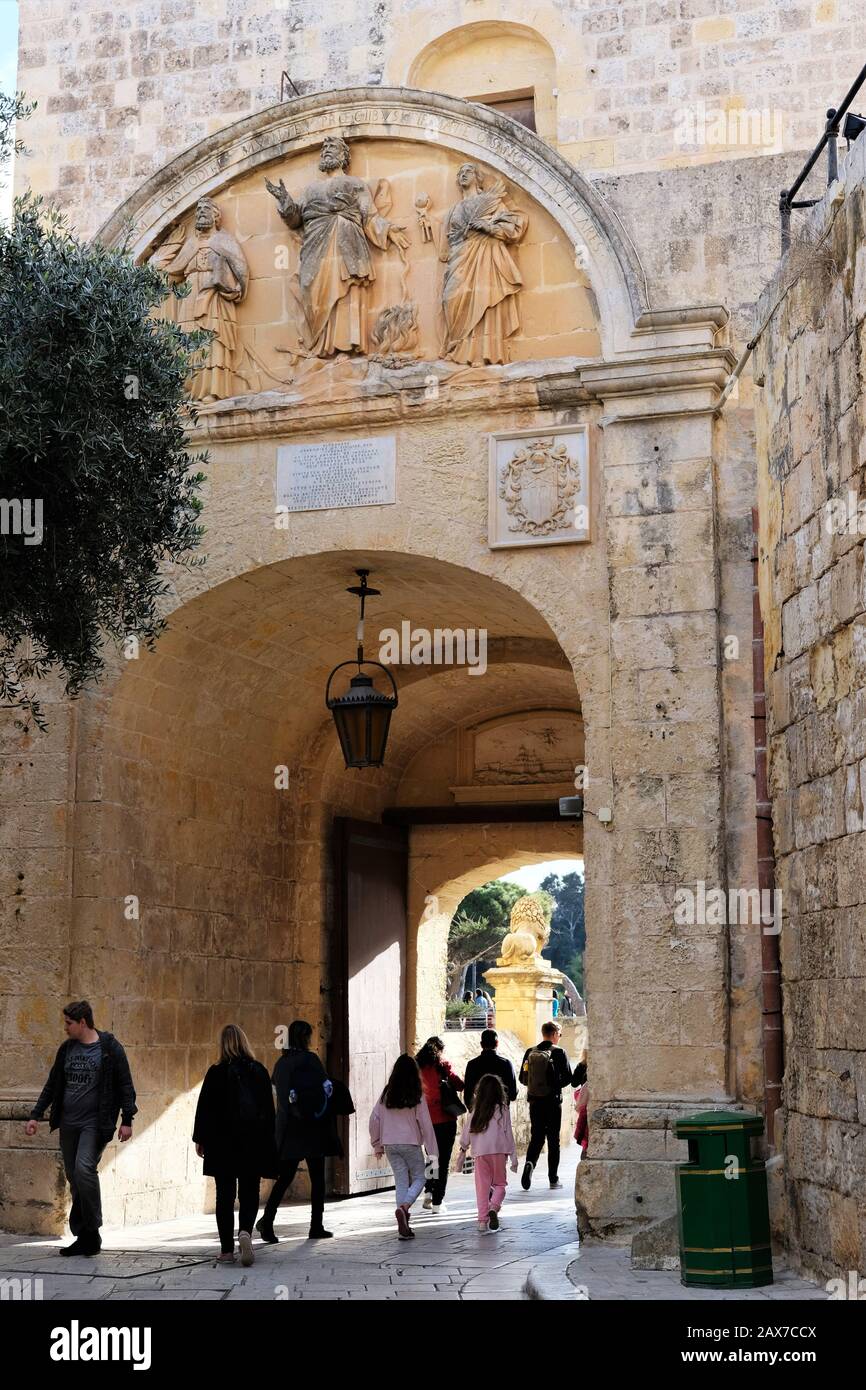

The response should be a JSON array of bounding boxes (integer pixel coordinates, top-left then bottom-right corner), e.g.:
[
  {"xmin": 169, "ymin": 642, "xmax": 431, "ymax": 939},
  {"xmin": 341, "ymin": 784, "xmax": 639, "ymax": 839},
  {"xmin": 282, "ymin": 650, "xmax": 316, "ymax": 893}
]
[{"xmin": 331, "ymin": 817, "xmax": 408, "ymax": 1195}]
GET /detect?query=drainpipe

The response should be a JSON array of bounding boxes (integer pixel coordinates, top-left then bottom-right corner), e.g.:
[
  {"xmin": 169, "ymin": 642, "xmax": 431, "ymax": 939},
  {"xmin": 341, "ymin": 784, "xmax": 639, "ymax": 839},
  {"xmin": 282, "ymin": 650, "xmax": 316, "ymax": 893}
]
[{"xmin": 751, "ymin": 507, "xmax": 783, "ymax": 1144}]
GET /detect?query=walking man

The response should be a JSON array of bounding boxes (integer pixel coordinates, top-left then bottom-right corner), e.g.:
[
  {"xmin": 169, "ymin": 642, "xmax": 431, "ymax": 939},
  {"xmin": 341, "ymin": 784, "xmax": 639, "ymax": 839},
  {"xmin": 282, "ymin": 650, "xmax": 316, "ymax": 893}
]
[
  {"xmin": 23, "ymin": 1001, "xmax": 137, "ymax": 1256},
  {"xmin": 463, "ymin": 1029, "xmax": 518, "ymax": 1111},
  {"xmin": 518, "ymin": 1020, "xmax": 574, "ymax": 1190}
]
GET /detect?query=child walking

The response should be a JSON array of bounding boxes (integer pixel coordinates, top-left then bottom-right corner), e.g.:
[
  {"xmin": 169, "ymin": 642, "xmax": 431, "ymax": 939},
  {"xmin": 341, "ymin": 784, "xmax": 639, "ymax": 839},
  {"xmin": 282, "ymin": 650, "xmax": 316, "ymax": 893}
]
[
  {"xmin": 456, "ymin": 1073, "xmax": 517, "ymax": 1232},
  {"xmin": 369, "ymin": 1054, "xmax": 438, "ymax": 1240}
]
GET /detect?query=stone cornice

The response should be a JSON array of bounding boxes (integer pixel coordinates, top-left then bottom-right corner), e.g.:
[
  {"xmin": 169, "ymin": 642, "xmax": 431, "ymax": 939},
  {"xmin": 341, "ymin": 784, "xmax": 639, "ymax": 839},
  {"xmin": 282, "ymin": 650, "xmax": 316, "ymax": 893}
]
[
  {"xmin": 186, "ymin": 347, "xmax": 736, "ymax": 443},
  {"xmin": 579, "ymin": 347, "xmax": 738, "ymax": 420}
]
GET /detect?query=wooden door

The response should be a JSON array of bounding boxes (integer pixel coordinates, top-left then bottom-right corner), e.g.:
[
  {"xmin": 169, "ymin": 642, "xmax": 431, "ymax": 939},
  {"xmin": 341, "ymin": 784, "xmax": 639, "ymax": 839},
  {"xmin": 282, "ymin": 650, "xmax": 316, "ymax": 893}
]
[{"xmin": 331, "ymin": 818, "xmax": 408, "ymax": 1194}]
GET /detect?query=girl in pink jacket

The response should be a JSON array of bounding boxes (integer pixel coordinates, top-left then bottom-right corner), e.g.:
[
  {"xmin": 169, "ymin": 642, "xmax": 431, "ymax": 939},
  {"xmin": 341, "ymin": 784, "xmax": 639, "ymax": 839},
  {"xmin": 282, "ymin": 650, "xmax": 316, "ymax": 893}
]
[
  {"xmin": 369, "ymin": 1054, "xmax": 438, "ymax": 1240},
  {"xmin": 456, "ymin": 1074, "xmax": 518, "ymax": 1232}
]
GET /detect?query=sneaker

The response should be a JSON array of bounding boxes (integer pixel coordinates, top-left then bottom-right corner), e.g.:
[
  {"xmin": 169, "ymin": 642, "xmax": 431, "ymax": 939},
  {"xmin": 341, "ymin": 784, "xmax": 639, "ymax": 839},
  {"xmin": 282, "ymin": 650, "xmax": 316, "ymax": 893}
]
[
  {"xmin": 59, "ymin": 1238, "xmax": 85, "ymax": 1258},
  {"xmin": 422, "ymin": 1193, "xmax": 433, "ymax": 1210},
  {"xmin": 488, "ymin": 1209, "xmax": 500, "ymax": 1231},
  {"xmin": 430, "ymin": 1203, "xmax": 447, "ymax": 1214},
  {"xmin": 308, "ymin": 1226, "xmax": 333, "ymax": 1239},
  {"xmin": 477, "ymin": 1220, "xmax": 490, "ymax": 1233},
  {"xmin": 217, "ymin": 1250, "xmax": 235, "ymax": 1263},
  {"xmin": 238, "ymin": 1231, "xmax": 254, "ymax": 1267},
  {"xmin": 549, "ymin": 1178, "xmax": 564, "ymax": 1190},
  {"xmin": 255, "ymin": 1217, "xmax": 278, "ymax": 1245},
  {"xmin": 521, "ymin": 1161, "xmax": 534, "ymax": 1191},
  {"xmin": 396, "ymin": 1206, "xmax": 411, "ymax": 1240}
]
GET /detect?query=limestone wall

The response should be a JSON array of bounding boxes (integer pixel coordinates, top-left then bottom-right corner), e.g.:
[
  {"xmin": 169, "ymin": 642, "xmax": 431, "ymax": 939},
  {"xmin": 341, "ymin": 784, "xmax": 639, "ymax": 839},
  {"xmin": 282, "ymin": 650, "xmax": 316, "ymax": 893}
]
[
  {"xmin": 15, "ymin": 0, "xmax": 863, "ymax": 236},
  {"xmin": 753, "ymin": 135, "xmax": 866, "ymax": 1282}
]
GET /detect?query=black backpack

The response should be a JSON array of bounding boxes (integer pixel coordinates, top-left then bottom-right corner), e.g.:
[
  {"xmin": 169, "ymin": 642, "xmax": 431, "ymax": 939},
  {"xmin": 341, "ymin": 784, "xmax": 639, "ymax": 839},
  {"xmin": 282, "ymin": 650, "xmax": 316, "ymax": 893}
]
[{"xmin": 228, "ymin": 1060, "xmax": 261, "ymax": 1128}]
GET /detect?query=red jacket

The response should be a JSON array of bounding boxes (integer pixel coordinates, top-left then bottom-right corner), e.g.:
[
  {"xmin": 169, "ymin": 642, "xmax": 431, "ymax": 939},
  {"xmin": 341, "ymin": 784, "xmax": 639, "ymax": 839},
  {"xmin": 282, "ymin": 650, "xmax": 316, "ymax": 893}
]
[{"xmin": 419, "ymin": 1061, "xmax": 464, "ymax": 1126}]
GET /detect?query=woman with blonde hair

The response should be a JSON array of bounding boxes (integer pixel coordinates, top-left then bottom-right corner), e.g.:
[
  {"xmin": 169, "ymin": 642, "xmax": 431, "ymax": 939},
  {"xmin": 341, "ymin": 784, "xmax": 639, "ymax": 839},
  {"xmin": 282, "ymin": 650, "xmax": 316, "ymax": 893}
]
[{"xmin": 193, "ymin": 1024, "xmax": 277, "ymax": 1264}]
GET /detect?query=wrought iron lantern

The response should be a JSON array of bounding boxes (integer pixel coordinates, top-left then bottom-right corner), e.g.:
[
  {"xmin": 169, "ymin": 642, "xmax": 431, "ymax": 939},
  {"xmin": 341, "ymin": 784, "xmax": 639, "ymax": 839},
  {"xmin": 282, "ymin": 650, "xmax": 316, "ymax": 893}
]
[{"xmin": 325, "ymin": 570, "xmax": 398, "ymax": 769}]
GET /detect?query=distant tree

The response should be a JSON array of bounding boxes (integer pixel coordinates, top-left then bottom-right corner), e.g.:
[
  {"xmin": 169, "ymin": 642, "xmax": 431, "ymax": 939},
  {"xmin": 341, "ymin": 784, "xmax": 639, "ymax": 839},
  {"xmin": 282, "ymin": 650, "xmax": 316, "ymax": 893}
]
[
  {"xmin": 0, "ymin": 92, "xmax": 208, "ymax": 724},
  {"xmin": 540, "ymin": 870, "xmax": 585, "ymax": 979},
  {"xmin": 446, "ymin": 880, "xmax": 525, "ymax": 998}
]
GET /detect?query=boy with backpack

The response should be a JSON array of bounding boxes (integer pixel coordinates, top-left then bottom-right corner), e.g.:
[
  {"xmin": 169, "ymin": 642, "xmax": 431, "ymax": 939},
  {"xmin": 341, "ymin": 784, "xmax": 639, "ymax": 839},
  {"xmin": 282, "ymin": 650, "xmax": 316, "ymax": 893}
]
[{"xmin": 518, "ymin": 1021, "xmax": 575, "ymax": 1190}]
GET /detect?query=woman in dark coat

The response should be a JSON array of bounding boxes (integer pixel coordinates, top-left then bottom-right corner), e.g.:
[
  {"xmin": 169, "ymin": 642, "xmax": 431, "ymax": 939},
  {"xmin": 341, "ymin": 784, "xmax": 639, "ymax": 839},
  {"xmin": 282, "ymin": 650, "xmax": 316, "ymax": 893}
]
[
  {"xmin": 193, "ymin": 1023, "xmax": 278, "ymax": 1265},
  {"xmin": 256, "ymin": 1019, "xmax": 341, "ymax": 1242}
]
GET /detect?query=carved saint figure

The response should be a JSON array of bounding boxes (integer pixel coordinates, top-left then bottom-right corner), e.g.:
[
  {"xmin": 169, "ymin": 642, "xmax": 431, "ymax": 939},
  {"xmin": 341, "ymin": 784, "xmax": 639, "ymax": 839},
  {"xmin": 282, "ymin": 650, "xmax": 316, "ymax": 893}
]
[
  {"xmin": 153, "ymin": 196, "xmax": 249, "ymax": 402},
  {"xmin": 439, "ymin": 162, "xmax": 528, "ymax": 366},
  {"xmin": 265, "ymin": 136, "xmax": 409, "ymax": 357}
]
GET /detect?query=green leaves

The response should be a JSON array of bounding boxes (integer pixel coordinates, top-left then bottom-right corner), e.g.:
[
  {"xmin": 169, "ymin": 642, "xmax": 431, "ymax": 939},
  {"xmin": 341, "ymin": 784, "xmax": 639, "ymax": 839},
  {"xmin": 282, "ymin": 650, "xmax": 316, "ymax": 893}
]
[{"xmin": 0, "ymin": 183, "xmax": 208, "ymax": 724}]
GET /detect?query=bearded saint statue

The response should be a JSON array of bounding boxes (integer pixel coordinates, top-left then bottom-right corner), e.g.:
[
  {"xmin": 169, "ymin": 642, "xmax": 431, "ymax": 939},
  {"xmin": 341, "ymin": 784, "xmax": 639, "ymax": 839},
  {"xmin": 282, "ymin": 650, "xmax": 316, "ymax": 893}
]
[
  {"xmin": 265, "ymin": 135, "xmax": 409, "ymax": 358},
  {"xmin": 438, "ymin": 162, "xmax": 528, "ymax": 366}
]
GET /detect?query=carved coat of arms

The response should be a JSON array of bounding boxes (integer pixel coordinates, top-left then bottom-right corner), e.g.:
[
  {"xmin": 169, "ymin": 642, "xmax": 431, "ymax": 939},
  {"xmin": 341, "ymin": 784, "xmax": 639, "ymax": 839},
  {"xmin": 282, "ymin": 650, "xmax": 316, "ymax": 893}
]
[{"xmin": 498, "ymin": 438, "xmax": 581, "ymax": 536}]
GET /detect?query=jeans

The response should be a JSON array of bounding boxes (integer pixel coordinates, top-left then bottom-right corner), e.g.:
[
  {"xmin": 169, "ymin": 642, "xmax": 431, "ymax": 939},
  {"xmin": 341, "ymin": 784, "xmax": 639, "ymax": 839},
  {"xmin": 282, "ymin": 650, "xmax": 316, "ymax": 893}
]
[
  {"xmin": 60, "ymin": 1125, "xmax": 107, "ymax": 1236},
  {"xmin": 526, "ymin": 1096, "xmax": 562, "ymax": 1180},
  {"xmin": 474, "ymin": 1153, "xmax": 508, "ymax": 1221},
  {"xmin": 385, "ymin": 1144, "xmax": 426, "ymax": 1208},
  {"xmin": 262, "ymin": 1155, "xmax": 325, "ymax": 1230},
  {"xmin": 214, "ymin": 1173, "xmax": 261, "ymax": 1254},
  {"xmin": 425, "ymin": 1119, "xmax": 456, "ymax": 1205}
]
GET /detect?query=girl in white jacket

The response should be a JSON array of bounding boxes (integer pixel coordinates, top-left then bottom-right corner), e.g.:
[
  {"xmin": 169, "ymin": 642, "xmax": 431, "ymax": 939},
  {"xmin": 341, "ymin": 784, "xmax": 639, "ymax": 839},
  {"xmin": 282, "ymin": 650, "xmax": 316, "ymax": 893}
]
[{"xmin": 455, "ymin": 1073, "xmax": 518, "ymax": 1232}]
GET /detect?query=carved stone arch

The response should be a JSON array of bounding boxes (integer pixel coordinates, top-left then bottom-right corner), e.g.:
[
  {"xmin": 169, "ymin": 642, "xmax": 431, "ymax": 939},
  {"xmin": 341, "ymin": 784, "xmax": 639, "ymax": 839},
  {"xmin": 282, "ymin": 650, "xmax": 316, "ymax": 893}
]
[{"xmin": 96, "ymin": 87, "xmax": 649, "ymax": 356}]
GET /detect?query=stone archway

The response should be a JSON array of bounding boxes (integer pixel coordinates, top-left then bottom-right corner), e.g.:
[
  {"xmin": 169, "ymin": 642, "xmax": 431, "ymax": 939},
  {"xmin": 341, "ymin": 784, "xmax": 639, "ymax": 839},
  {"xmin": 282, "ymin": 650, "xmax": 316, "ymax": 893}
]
[
  {"xmin": 56, "ymin": 548, "xmax": 592, "ymax": 1228},
  {"xmin": 1, "ymin": 85, "xmax": 762, "ymax": 1243},
  {"xmin": 408, "ymin": 833, "xmax": 582, "ymax": 1048}
]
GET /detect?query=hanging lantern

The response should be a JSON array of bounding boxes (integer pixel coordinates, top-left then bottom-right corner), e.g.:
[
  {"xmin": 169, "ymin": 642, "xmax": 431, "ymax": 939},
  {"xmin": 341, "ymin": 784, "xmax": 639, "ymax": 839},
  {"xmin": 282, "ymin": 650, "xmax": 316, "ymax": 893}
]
[{"xmin": 325, "ymin": 570, "xmax": 398, "ymax": 769}]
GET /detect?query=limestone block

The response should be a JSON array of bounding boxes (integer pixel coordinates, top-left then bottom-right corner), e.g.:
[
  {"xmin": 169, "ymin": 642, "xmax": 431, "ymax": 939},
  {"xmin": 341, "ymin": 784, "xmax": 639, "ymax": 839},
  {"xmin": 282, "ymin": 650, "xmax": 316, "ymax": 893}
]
[
  {"xmin": 605, "ymin": 510, "xmax": 713, "ymax": 569},
  {"xmin": 574, "ymin": 1155, "xmax": 679, "ymax": 1237}
]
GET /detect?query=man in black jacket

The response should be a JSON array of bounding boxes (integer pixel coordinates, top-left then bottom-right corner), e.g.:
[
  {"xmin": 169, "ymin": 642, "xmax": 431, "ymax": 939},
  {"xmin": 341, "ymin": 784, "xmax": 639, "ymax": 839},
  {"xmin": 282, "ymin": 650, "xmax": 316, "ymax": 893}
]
[
  {"xmin": 463, "ymin": 1029, "xmax": 518, "ymax": 1110},
  {"xmin": 23, "ymin": 1000, "xmax": 137, "ymax": 1256},
  {"xmin": 518, "ymin": 1021, "xmax": 576, "ymax": 1191}
]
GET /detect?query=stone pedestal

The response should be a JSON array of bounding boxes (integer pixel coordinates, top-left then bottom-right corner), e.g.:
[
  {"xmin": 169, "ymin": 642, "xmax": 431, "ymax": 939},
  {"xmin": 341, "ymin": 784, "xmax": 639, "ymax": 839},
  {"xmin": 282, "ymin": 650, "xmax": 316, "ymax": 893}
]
[{"xmin": 484, "ymin": 962, "xmax": 562, "ymax": 1051}]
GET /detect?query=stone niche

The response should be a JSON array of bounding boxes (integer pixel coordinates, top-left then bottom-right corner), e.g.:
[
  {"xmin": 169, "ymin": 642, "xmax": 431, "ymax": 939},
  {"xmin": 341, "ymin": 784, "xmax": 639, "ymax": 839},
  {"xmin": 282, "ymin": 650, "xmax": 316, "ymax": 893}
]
[{"xmin": 147, "ymin": 138, "xmax": 601, "ymax": 403}]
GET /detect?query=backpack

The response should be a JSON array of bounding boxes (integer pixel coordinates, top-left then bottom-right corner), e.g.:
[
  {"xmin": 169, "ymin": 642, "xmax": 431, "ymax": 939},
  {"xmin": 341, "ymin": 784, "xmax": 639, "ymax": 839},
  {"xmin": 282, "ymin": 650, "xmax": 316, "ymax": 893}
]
[
  {"xmin": 228, "ymin": 1060, "xmax": 261, "ymax": 1129},
  {"xmin": 526, "ymin": 1047, "xmax": 555, "ymax": 1100}
]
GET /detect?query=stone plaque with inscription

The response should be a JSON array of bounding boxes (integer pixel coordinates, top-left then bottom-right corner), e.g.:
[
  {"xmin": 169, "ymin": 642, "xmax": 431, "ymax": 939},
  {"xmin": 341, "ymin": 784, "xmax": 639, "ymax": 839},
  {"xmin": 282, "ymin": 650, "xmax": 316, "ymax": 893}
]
[{"xmin": 276, "ymin": 435, "xmax": 396, "ymax": 512}]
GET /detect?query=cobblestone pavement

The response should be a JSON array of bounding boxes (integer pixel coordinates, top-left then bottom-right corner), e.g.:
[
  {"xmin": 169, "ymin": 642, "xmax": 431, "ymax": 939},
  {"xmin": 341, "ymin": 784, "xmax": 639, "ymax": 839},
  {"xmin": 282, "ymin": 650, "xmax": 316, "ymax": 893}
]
[{"xmin": 0, "ymin": 1149, "xmax": 825, "ymax": 1302}]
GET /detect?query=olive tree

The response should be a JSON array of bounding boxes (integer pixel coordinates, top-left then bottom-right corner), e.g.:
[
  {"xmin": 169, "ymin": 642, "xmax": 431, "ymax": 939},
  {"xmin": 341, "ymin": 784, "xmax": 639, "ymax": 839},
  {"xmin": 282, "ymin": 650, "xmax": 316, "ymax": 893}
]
[{"xmin": 0, "ymin": 93, "xmax": 208, "ymax": 723}]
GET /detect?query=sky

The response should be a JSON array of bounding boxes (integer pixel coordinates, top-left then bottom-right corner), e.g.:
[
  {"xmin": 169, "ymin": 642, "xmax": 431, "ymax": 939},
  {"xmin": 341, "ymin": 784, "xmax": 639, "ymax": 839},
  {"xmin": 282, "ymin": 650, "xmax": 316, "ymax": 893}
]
[
  {"xmin": 501, "ymin": 857, "xmax": 584, "ymax": 891},
  {"xmin": 0, "ymin": 0, "xmax": 18, "ymax": 222}
]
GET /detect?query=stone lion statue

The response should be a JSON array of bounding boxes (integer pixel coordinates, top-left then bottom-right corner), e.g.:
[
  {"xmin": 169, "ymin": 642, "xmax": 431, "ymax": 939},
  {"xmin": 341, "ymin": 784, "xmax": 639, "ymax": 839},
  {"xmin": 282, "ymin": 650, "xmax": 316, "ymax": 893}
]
[{"xmin": 497, "ymin": 895, "xmax": 551, "ymax": 968}]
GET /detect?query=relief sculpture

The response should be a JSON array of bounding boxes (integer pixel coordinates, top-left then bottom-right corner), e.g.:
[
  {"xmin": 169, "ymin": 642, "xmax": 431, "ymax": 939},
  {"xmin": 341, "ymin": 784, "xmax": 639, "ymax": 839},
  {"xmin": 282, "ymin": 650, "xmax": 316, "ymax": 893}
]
[
  {"xmin": 152, "ymin": 196, "xmax": 250, "ymax": 402},
  {"xmin": 265, "ymin": 135, "xmax": 410, "ymax": 358},
  {"xmin": 436, "ymin": 162, "xmax": 528, "ymax": 366}
]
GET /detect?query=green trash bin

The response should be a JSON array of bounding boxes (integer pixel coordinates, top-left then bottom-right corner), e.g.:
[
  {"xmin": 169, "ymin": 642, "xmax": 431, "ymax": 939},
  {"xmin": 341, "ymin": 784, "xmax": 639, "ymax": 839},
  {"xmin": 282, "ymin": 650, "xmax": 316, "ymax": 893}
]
[{"xmin": 675, "ymin": 1111, "xmax": 773, "ymax": 1289}]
